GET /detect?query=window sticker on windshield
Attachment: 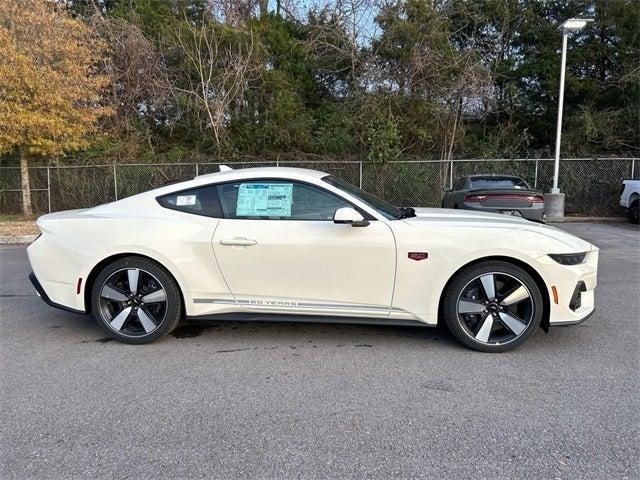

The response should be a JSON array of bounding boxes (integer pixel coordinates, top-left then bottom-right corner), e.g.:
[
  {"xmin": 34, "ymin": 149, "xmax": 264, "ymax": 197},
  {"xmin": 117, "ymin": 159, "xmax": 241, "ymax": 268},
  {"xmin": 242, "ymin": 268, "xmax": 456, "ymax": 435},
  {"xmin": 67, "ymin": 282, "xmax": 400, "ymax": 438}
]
[
  {"xmin": 176, "ymin": 195, "xmax": 197, "ymax": 206},
  {"xmin": 236, "ymin": 183, "xmax": 293, "ymax": 217}
]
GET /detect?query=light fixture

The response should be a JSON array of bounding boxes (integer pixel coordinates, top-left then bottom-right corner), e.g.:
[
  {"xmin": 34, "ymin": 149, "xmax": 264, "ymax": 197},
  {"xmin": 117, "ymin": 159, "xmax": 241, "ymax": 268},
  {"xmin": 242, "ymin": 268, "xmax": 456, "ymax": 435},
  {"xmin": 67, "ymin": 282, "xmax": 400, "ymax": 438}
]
[{"xmin": 561, "ymin": 18, "xmax": 593, "ymax": 31}]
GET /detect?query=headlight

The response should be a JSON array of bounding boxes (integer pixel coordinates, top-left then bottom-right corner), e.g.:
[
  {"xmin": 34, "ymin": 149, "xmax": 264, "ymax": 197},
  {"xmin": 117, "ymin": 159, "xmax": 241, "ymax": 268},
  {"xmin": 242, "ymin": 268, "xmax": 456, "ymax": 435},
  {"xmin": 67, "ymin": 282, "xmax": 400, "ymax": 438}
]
[{"xmin": 548, "ymin": 252, "xmax": 588, "ymax": 265}]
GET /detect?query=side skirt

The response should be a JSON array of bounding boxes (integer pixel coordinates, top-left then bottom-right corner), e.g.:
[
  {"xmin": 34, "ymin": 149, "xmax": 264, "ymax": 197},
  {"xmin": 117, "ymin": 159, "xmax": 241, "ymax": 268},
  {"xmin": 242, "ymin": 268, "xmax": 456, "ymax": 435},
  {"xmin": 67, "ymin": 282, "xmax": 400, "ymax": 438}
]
[{"xmin": 186, "ymin": 312, "xmax": 432, "ymax": 328}]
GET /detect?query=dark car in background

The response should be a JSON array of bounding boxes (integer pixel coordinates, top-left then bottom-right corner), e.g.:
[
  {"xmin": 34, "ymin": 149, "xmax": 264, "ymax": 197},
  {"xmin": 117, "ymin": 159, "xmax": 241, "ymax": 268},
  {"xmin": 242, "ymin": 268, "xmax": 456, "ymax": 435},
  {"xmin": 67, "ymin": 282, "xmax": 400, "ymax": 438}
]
[{"xmin": 442, "ymin": 175, "xmax": 545, "ymax": 221}]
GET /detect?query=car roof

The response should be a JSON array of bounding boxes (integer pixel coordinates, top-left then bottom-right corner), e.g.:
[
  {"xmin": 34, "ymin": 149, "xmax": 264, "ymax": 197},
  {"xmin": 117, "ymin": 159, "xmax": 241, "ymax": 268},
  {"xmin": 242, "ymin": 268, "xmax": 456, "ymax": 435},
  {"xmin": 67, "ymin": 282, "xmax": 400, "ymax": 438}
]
[
  {"xmin": 95, "ymin": 165, "xmax": 390, "ymax": 221},
  {"xmin": 467, "ymin": 174, "xmax": 523, "ymax": 179},
  {"xmin": 141, "ymin": 166, "xmax": 332, "ymax": 199},
  {"xmin": 191, "ymin": 166, "xmax": 329, "ymax": 186}
]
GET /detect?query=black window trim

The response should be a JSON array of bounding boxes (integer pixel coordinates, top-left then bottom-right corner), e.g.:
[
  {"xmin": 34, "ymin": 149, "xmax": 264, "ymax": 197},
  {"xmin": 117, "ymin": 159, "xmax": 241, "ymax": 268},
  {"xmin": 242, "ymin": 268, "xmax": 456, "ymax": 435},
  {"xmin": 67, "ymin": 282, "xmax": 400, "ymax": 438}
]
[{"xmin": 156, "ymin": 177, "xmax": 376, "ymax": 221}]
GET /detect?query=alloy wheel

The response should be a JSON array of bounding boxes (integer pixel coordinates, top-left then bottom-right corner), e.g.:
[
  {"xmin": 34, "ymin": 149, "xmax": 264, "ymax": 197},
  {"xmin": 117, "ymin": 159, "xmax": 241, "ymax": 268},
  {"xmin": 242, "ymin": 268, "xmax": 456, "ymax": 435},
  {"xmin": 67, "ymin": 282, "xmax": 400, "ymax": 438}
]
[
  {"xmin": 98, "ymin": 268, "xmax": 168, "ymax": 337},
  {"xmin": 456, "ymin": 272, "xmax": 535, "ymax": 345}
]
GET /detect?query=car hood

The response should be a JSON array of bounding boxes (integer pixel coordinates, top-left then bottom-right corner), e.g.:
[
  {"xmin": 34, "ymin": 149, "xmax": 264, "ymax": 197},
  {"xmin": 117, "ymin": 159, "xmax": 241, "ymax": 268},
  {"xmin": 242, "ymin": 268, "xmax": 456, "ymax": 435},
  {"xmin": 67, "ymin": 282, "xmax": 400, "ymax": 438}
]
[
  {"xmin": 405, "ymin": 208, "xmax": 595, "ymax": 252},
  {"xmin": 412, "ymin": 207, "xmax": 533, "ymax": 224}
]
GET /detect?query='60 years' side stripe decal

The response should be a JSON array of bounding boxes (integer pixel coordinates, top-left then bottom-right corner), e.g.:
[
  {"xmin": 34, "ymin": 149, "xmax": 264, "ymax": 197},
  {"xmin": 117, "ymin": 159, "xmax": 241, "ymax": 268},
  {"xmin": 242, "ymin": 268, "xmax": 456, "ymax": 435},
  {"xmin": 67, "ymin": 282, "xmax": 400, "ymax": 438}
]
[{"xmin": 193, "ymin": 298, "xmax": 408, "ymax": 313}]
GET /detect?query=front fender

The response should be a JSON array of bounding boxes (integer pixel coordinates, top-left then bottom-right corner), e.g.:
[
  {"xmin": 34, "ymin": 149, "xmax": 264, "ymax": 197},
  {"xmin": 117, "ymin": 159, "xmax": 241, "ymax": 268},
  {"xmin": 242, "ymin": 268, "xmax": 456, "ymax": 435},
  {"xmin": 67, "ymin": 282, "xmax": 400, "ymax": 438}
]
[{"xmin": 388, "ymin": 220, "xmax": 593, "ymax": 324}]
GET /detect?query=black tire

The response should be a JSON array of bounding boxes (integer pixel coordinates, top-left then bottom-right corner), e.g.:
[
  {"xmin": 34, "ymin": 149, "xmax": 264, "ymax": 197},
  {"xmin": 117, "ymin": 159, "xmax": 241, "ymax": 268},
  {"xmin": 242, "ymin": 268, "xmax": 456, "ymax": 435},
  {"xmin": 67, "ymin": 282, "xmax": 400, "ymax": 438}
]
[
  {"xmin": 442, "ymin": 260, "xmax": 543, "ymax": 353},
  {"xmin": 628, "ymin": 198, "xmax": 639, "ymax": 224},
  {"xmin": 91, "ymin": 256, "xmax": 182, "ymax": 344}
]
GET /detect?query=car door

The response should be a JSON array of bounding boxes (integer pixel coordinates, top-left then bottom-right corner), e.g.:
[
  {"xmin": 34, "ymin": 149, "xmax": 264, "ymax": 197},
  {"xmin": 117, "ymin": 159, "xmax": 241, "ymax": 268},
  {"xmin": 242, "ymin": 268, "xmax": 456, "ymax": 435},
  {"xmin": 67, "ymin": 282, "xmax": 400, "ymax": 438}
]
[{"xmin": 211, "ymin": 179, "xmax": 396, "ymax": 317}]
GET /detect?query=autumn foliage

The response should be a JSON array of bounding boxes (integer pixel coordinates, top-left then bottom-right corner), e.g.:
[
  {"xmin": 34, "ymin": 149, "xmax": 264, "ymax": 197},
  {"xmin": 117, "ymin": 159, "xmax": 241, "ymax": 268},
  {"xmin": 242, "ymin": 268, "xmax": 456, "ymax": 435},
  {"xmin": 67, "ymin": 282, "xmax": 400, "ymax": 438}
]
[{"xmin": 0, "ymin": 0, "xmax": 110, "ymax": 214}]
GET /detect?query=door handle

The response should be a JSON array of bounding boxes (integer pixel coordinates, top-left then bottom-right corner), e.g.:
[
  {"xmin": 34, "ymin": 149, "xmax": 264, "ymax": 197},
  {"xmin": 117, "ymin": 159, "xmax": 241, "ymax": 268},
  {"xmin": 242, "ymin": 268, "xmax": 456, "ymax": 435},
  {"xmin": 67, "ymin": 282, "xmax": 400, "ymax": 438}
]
[{"xmin": 220, "ymin": 237, "xmax": 257, "ymax": 247}]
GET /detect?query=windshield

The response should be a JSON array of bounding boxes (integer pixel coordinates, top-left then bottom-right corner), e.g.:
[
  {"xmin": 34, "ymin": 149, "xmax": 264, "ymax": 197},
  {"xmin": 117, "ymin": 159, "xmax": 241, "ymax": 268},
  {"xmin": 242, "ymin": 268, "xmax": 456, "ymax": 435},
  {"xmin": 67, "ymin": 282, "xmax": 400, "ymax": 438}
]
[
  {"xmin": 470, "ymin": 177, "xmax": 530, "ymax": 189},
  {"xmin": 322, "ymin": 175, "xmax": 401, "ymax": 220}
]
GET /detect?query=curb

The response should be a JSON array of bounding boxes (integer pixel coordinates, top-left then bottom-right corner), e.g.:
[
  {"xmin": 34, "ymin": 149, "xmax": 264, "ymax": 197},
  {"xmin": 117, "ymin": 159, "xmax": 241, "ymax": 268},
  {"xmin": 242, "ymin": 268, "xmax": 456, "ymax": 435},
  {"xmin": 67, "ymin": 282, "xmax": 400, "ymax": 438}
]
[{"xmin": 0, "ymin": 235, "xmax": 38, "ymax": 245}]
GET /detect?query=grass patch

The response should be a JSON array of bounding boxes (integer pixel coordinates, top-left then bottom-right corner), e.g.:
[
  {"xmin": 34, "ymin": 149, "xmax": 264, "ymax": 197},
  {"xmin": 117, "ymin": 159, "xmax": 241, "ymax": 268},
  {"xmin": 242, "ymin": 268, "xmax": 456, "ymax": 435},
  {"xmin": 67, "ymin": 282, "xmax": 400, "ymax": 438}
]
[{"xmin": 0, "ymin": 214, "xmax": 36, "ymax": 222}]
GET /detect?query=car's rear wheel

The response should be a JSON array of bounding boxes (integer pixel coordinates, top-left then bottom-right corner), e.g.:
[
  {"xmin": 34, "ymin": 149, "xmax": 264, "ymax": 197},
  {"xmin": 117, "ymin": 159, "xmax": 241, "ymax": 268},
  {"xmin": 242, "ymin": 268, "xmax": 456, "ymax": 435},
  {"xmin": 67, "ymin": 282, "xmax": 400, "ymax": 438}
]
[
  {"xmin": 91, "ymin": 256, "xmax": 182, "ymax": 344},
  {"xmin": 628, "ymin": 198, "xmax": 639, "ymax": 224},
  {"xmin": 442, "ymin": 260, "xmax": 543, "ymax": 352}
]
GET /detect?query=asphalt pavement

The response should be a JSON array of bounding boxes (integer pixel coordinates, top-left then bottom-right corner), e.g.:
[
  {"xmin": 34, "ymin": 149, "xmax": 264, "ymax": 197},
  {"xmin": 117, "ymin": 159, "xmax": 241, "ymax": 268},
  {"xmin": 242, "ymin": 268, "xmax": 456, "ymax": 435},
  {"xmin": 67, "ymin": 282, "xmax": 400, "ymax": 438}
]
[{"xmin": 1, "ymin": 222, "xmax": 638, "ymax": 479}]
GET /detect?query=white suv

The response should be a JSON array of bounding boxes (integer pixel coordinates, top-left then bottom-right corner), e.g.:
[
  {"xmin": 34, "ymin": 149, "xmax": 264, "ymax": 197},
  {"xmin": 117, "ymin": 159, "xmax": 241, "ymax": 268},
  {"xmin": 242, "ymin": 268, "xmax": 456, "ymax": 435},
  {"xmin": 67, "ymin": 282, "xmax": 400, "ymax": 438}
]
[{"xmin": 620, "ymin": 179, "xmax": 640, "ymax": 224}]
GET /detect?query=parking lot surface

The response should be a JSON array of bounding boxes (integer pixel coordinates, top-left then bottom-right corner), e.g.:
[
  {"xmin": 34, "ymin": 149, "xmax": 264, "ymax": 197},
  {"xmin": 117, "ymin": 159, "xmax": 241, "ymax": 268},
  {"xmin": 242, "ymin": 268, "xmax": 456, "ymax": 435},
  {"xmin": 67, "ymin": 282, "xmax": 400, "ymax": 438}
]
[{"xmin": 1, "ymin": 222, "xmax": 638, "ymax": 479}]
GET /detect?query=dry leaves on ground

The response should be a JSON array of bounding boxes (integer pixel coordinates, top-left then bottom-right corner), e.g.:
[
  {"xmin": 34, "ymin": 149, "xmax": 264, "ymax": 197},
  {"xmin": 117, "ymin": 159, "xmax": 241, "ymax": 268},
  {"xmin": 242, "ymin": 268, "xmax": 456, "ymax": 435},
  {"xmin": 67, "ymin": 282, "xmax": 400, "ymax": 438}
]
[{"xmin": 0, "ymin": 221, "xmax": 39, "ymax": 236}]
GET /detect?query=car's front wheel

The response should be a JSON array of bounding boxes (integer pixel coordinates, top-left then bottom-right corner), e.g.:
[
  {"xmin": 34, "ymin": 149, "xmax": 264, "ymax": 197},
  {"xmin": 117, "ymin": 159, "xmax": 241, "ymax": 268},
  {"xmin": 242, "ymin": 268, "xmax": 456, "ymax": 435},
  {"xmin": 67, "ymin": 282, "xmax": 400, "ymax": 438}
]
[
  {"xmin": 91, "ymin": 256, "xmax": 182, "ymax": 344},
  {"xmin": 442, "ymin": 260, "xmax": 543, "ymax": 352}
]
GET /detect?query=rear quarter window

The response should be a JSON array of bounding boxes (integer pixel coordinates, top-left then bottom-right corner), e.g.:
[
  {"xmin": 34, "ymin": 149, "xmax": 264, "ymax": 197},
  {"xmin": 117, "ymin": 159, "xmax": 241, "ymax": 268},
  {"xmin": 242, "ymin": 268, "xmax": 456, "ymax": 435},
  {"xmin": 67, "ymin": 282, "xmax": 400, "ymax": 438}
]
[{"xmin": 157, "ymin": 185, "xmax": 223, "ymax": 218}]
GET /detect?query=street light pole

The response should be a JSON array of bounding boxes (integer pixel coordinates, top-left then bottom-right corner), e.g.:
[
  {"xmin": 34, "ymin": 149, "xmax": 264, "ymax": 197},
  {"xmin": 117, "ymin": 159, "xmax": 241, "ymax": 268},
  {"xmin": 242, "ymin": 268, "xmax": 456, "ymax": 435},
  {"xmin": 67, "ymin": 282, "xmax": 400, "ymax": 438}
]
[
  {"xmin": 545, "ymin": 18, "xmax": 592, "ymax": 218},
  {"xmin": 551, "ymin": 31, "xmax": 568, "ymax": 194}
]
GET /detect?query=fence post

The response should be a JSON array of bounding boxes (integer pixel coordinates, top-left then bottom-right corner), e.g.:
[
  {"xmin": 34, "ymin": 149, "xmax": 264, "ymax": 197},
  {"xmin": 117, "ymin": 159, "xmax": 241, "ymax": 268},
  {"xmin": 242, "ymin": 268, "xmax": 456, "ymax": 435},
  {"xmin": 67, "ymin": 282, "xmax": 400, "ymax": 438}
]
[
  {"xmin": 113, "ymin": 165, "xmax": 118, "ymax": 201},
  {"xmin": 632, "ymin": 158, "xmax": 636, "ymax": 179},
  {"xmin": 195, "ymin": 164, "xmax": 199, "ymax": 177},
  {"xmin": 359, "ymin": 160, "xmax": 363, "ymax": 189},
  {"xmin": 449, "ymin": 158, "xmax": 454, "ymax": 189},
  {"xmin": 534, "ymin": 159, "xmax": 539, "ymax": 188},
  {"xmin": 46, "ymin": 167, "xmax": 51, "ymax": 213}
]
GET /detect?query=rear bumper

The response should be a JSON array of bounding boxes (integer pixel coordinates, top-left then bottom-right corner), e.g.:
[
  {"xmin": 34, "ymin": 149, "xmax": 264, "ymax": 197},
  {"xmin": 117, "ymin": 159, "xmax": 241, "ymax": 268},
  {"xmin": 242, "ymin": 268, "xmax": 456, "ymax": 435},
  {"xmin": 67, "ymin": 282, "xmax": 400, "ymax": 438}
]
[
  {"xmin": 29, "ymin": 272, "xmax": 85, "ymax": 315},
  {"xmin": 27, "ymin": 233, "xmax": 89, "ymax": 313}
]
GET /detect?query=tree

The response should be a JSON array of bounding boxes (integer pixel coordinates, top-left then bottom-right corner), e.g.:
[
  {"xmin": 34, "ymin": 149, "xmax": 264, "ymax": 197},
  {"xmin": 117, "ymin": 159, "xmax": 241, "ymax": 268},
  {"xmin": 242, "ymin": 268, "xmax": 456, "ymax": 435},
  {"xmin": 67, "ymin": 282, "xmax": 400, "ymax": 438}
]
[
  {"xmin": 90, "ymin": 13, "xmax": 174, "ymax": 139},
  {"xmin": 2, "ymin": 0, "xmax": 637, "ymax": 188},
  {"xmin": 173, "ymin": 13, "xmax": 262, "ymax": 151},
  {"xmin": 450, "ymin": 0, "xmax": 640, "ymax": 156},
  {"xmin": 371, "ymin": 0, "xmax": 492, "ymax": 159},
  {"xmin": 0, "ymin": 0, "xmax": 110, "ymax": 215}
]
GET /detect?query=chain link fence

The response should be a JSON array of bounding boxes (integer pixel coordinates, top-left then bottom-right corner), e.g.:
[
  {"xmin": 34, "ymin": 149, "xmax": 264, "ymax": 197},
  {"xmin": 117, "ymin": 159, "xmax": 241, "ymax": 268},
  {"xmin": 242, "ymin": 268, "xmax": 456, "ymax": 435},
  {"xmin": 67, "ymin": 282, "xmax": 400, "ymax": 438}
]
[{"xmin": 0, "ymin": 157, "xmax": 637, "ymax": 216}]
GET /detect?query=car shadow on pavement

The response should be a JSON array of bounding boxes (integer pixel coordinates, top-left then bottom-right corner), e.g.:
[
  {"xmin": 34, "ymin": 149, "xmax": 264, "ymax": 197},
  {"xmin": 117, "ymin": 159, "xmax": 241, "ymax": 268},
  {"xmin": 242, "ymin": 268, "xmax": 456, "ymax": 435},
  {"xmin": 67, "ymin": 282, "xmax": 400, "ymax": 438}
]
[
  {"xmin": 5, "ymin": 292, "xmax": 462, "ymax": 351},
  {"xmin": 168, "ymin": 318, "xmax": 462, "ymax": 349},
  {"xmin": 19, "ymin": 297, "xmax": 576, "ymax": 353}
]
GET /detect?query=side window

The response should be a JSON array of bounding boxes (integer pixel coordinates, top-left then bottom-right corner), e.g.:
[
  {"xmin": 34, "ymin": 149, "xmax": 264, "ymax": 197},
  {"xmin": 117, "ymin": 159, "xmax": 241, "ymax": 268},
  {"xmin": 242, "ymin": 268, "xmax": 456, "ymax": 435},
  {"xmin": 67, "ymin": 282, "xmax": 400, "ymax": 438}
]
[
  {"xmin": 218, "ymin": 180, "xmax": 351, "ymax": 220},
  {"xmin": 157, "ymin": 185, "xmax": 222, "ymax": 218}
]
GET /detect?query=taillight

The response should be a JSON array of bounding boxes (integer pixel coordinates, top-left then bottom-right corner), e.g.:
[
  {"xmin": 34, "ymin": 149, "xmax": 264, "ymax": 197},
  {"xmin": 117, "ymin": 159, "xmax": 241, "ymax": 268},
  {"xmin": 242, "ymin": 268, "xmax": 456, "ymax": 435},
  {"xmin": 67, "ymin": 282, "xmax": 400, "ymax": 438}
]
[
  {"xmin": 464, "ymin": 195, "xmax": 487, "ymax": 202},
  {"xmin": 464, "ymin": 193, "xmax": 544, "ymax": 203}
]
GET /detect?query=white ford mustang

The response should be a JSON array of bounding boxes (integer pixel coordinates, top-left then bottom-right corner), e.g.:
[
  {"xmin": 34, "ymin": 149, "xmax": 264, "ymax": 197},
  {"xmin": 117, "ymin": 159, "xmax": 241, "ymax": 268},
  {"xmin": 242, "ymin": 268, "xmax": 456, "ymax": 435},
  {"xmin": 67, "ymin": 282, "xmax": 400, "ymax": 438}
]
[{"xmin": 28, "ymin": 167, "xmax": 598, "ymax": 352}]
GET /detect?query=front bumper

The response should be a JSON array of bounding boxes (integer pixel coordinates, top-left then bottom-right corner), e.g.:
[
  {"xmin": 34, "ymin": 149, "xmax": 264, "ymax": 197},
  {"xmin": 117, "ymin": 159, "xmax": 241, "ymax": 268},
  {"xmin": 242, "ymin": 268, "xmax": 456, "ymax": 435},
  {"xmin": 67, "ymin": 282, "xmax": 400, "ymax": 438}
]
[
  {"xmin": 550, "ymin": 307, "xmax": 596, "ymax": 326},
  {"xmin": 29, "ymin": 272, "xmax": 85, "ymax": 314},
  {"xmin": 536, "ymin": 249, "xmax": 598, "ymax": 326}
]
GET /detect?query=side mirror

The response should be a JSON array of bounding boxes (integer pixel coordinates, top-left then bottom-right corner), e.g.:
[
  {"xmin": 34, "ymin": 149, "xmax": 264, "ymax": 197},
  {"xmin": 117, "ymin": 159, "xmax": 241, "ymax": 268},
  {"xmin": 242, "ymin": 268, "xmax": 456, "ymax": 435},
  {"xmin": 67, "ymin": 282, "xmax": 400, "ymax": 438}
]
[{"xmin": 333, "ymin": 207, "xmax": 369, "ymax": 227}]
